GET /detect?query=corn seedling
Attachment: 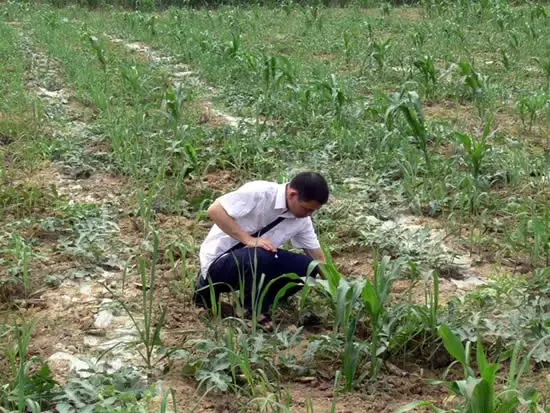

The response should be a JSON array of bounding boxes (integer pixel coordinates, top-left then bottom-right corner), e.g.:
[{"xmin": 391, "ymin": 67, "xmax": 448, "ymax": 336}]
[
  {"xmin": 532, "ymin": 57, "xmax": 550, "ymax": 91},
  {"xmin": 160, "ymin": 388, "xmax": 178, "ymax": 413},
  {"xmin": 260, "ymin": 55, "xmax": 295, "ymax": 117},
  {"xmin": 164, "ymin": 239, "xmax": 195, "ymax": 297},
  {"xmin": 385, "ymin": 90, "xmax": 432, "ymax": 174},
  {"xmin": 379, "ymin": 2, "xmax": 392, "ymax": 16},
  {"xmin": 160, "ymin": 82, "xmax": 190, "ymax": 134},
  {"xmin": 517, "ymin": 92, "xmax": 548, "ymax": 130},
  {"xmin": 146, "ymin": 15, "xmax": 157, "ymax": 36},
  {"xmin": 316, "ymin": 251, "xmax": 364, "ymax": 336},
  {"xmin": 343, "ymin": 31, "xmax": 351, "ymax": 64},
  {"xmin": 1, "ymin": 319, "xmax": 56, "ymax": 411},
  {"xmin": 361, "ymin": 256, "xmax": 402, "ymax": 380},
  {"xmin": 315, "ymin": 74, "xmax": 347, "ymax": 122},
  {"xmin": 396, "ymin": 327, "xmax": 550, "ymax": 412},
  {"xmin": 303, "ymin": 5, "xmax": 322, "ymax": 32},
  {"xmin": 507, "ymin": 30, "xmax": 520, "ymax": 53},
  {"xmin": 120, "ymin": 63, "xmax": 150, "ymax": 95},
  {"xmin": 514, "ymin": 206, "xmax": 550, "ymax": 269},
  {"xmin": 225, "ymin": 31, "xmax": 241, "ymax": 58},
  {"xmin": 412, "ymin": 29, "xmax": 427, "ymax": 49},
  {"xmin": 314, "ymin": 253, "xmax": 369, "ymax": 391},
  {"xmin": 189, "ymin": 324, "xmax": 281, "ymax": 397},
  {"xmin": 370, "ymin": 38, "xmax": 392, "ymax": 72},
  {"xmin": 4, "ymin": 233, "xmax": 33, "ymax": 299},
  {"xmin": 104, "ymin": 231, "xmax": 168, "ymax": 370},
  {"xmin": 499, "ymin": 49, "xmax": 510, "ymax": 70},
  {"xmin": 88, "ymin": 35, "xmax": 107, "ymax": 74},
  {"xmin": 455, "ymin": 58, "xmax": 490, "ymax": 101},
  {"xmin": 413, "ymin": 55, "xmax": 437, "ymax": 96},
  {"xmin": 455, "ymin": 123, "xmax": 492, "ymax": 183}
]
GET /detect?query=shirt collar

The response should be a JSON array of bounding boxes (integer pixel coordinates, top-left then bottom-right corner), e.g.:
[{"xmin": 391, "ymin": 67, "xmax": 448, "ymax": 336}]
[{"xmin": 275, "ymin": 183, "xmax": 288, "ymax": 210}]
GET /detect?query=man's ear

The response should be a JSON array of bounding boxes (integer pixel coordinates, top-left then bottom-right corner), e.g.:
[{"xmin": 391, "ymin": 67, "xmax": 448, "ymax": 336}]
[{"xmin": 287, "ymin": 187, "xmax": 299, "ymax": 199}]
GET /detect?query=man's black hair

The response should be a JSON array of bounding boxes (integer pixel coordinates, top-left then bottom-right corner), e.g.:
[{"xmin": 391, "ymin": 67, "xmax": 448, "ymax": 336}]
[{"xmin": 289, "ymin": 172, "xmax": 329, "ymax": 204}]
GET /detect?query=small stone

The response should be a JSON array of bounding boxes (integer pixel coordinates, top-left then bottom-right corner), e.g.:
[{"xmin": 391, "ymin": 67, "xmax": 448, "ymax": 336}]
[
  {"xmin": 86, "ymin": 328, "xmax": 107, "ymax": 337},
  {"xmin": 94, "ymin": 310, "xmax": 113, "ymax": 328},
  {"xmin": 294, "ymin": 376, "xmax": 316, "ymax": 383}
]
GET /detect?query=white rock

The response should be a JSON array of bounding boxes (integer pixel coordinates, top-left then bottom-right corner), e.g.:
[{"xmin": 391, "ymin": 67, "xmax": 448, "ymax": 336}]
[
  {"xmin": 48, "ymin": 352, "xmax": 92, "ymax": 378},
  {"xmin": 94, "ymin": 310, "xmax": 114, "ymax": 328}
]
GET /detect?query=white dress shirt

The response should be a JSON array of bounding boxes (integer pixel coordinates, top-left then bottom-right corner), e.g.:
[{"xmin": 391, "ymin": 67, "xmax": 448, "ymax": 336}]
[{"xmin": 199, "ymin": 181, "xmax": 321, "ymax": 278}]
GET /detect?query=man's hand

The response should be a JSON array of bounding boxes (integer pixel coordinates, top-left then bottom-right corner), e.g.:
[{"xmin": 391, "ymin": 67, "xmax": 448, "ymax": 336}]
[{"xmin": 245, "ymin": 237, "xmax": 278, "ymax": 253}]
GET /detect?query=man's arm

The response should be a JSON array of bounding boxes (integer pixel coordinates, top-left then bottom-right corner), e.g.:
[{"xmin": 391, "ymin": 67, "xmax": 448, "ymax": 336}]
[
  {"xmin": 208, "ymin": 200, "xmax": 277, "ymax": 252},
  {"xmin": 304, "ymin": 248, "xmax": 326, "ymax": 278},
  {"xmin": 304, "ymin": 247, "xmax": 325, "ymax": 264}
]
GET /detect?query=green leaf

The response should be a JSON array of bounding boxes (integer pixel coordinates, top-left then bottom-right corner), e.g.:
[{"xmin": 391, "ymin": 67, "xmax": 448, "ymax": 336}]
[
  {"xmin": 438, "ymin": 325, "xmax": 466, "ymax": 366},
  {"xmin": 470, "ymin": 379, "xmax": 494, "ymax": 413},
  {"xmin": 362, "ymin": 280, "xmax": 379, "ymax": 317},
  {"xmin": 476, "ymin": 340, "xmax": 500, "ymax": 385}
]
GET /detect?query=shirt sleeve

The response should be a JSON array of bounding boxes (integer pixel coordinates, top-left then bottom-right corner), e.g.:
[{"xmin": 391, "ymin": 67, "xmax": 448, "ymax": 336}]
[
  {"xmin": 291, "ymin": 218, "xmax": 321, "ymax": 250},
  {"xmin": 217, "ymin": 183, "xmax": 260, "ymax": 219}
]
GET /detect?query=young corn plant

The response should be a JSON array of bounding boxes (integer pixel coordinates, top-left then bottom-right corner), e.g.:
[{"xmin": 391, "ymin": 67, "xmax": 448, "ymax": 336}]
[
  {"xmin": 412, "ymin": 29, "xmax": 427, "ymax": 49},
  {"xmin": 500, "ymin": 49, "xmax": 510, "ymax": 70},
  {"xmin": 160, "ymin": 82, "xmax": 190, "ymax": 134},
  {"xmin": 225, "ymin": 31, "xmax": 241, "ymax": 58},
  {"xmin": 146, "ymin": 15, "xmax": 157, "ymax": 36},
  {"xmin": 105, "ymin": 231, "xmax": 168, "ymax": 370},
  {"xmin": 454, "ymin": 123, "xmax": 492, "ymax": 214},
  {"xmin": 396, "ymin": 326, "xmax": 550, "ymax": 412},
  {"xmin": 88, "ymin": 34, "xmax": 107, "ymax": 74},
  {"xmin": 413, "ymin": 55, "xmax": 437, "ymax": 97},
  {"xmin": 343, "ymin": 31, "xmax": 352, "ymax": 64},
  {"xmin": 188, "ymin": 324, "xmax": 281, "ymax": 397},
  {"xmin": 316, "ymin": 74, "xmax": 347, "ymax": 122},
  {"xmin": 517, "ymin": 92, "xmax": 548, "ymax": 130},
  {"xmin": 1, "ymin": 319, "xmax": 56, "ymax": 411},
  {"xmin": 361, "ymin": 256, "xmax": 403, "ymax": 380},
  {"xmin": 315, "ymin": 252, "xmax": 364, "ymax": 337},
  {"xmin": 455, "ymin": 59, "xmax": 490, "ymax": 103},
  {"xmin": 315, "ymin": 253, "xmax": 367, "ymax": 391},
  {"xmin": 370, "ymin": 39, "xmax": 392, "ymax": 72},
  {"xmin": 514, "ymin": 207, "xmax": 550, "ymax": 269},
  {"xmin": 4, "ymin": 233, "xmax": 33, "ymax": 299},
  {"xmin": 455, "ymin": 123, "xmax": 492, "ymax": 183},
  {"xmin": 260, "ymin": 55, "xmax": 295, "ymax": 118},
  {"xmin": 385, "ymin": 90, "xmax": 432, "ymax": 174}
]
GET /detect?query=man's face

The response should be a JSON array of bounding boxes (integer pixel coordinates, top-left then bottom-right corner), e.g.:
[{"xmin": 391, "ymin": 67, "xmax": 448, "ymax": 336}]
[{"xmin": 287, "ymin": 188, "xmax": 322, "ymax": 218}]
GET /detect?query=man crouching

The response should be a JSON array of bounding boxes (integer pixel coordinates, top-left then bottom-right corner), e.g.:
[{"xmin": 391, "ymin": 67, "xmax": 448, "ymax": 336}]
[{"xmin": 194, "ymin": 172, "xmax": 328, "ymax": 328}]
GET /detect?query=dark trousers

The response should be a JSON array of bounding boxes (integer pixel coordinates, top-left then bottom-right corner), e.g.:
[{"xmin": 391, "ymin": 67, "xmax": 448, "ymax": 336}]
[{"xmin": 195, "ymin": 247, "xmax": 318, "ymax": 314}]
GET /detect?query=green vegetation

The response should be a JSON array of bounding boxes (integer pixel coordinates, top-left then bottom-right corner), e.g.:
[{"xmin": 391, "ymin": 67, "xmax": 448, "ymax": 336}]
[{"xmin": 1, "ymin": 0, "xmax": 549, "ymax": 411}]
